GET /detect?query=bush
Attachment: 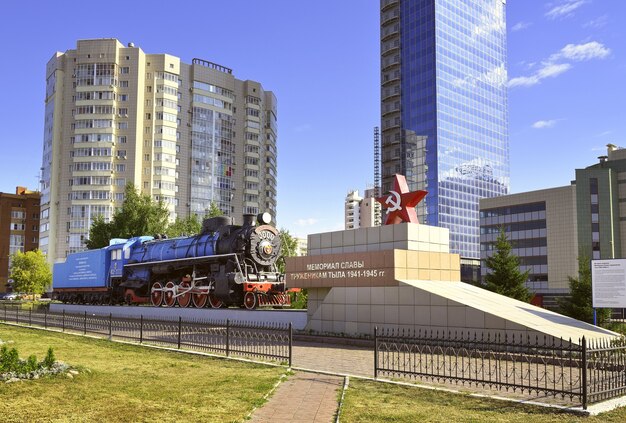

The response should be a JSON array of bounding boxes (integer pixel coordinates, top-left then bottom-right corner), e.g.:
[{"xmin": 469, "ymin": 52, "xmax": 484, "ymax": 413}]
[
  {"xmin": 43, "ymin": 347, "xmax": 55, "ymax": 368},
  {"xmin": 0, "ymin": 345, "xmax": 67, "ymax": 380}
]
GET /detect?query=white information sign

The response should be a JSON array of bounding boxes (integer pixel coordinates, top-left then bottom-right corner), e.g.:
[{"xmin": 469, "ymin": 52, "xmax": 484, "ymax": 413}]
[{"xmin": 592, "ymin": 259, "xmax": 626, "ymax": 308}]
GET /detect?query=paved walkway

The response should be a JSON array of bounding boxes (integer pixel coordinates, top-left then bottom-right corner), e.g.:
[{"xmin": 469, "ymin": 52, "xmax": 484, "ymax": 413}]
[
  {"xmin": 293, "ymin": 340, "xmax": 373, "ymax": 377},
  {"xmin": 248, "ymin": 340, "xmax": 372, "ymax": 422},
  {"xmin": 249, "ymin": 372, "xmax": 343, "ymax": 423}
]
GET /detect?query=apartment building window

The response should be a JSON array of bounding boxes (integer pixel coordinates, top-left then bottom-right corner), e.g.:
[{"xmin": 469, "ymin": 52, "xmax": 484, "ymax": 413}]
[
  {"xmin": 120, "ymin": 67, "xmax": 130, "ymax": 74},
  {"xmin": 120, "ymin": 81, "xmax": 129, "ymax": 88},
  {"xmin": 590, "ymin": 178, "xmax": 601, "ymax": 259}
]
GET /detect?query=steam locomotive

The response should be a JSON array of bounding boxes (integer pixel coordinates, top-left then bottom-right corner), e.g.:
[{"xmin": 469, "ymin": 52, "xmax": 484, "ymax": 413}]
[{"xmin": 52, "ymin": 213, "xmax": 290, "ymax": 309}]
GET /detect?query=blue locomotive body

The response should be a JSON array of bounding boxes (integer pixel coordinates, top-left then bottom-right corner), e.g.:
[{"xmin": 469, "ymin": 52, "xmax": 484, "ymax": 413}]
[{"xmin": 52, "ymin": 214, "xmax": 289, "ymax": 309}]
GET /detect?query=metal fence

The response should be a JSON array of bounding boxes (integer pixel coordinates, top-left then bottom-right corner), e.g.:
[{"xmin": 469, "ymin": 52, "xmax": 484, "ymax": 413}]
[
  {"xmin": 374, "ymin": 327, "xmax": 626, "ymax": 409},
  {"xmin": 0, "ymin": 305, "xmax": 292, "ymax": 366}
]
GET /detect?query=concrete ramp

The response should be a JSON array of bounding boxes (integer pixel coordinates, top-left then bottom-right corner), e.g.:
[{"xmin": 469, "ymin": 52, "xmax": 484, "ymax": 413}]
[
  {"xmin": 400, "ymin": 279, "xmax": 617, "ymax": 343},
  {"xmin": 305, "ymin": 281, "xmax": 618, "ymax": 343}
]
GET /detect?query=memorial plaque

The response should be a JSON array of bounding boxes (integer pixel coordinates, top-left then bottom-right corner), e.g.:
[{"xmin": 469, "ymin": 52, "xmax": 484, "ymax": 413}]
[{"xmin": 592, "ymin": 259, "xmax": 626, "ymax": 308}]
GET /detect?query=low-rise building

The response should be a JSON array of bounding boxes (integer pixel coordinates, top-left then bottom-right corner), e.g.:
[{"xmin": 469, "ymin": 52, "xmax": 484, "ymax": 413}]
[
  {"xmin": 480, "ymin": 144, "xmax": 626, "ymax": 308},
  {"xmin": 0, "ymin": 187, "xmax": 41, "ymax": 293}
]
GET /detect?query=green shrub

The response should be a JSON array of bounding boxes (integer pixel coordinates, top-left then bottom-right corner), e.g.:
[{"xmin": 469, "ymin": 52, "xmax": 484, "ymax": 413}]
[
  {"xmin": 0, "ymin": 345, "xmax": 57, "ymax": 375},
  {"xmin": 43, "ymin": 347, "xmax": 56, "ymax": 368},
  {"xmin": 25, "ymin": 355, "xmax": 38, "ymax": 372}
]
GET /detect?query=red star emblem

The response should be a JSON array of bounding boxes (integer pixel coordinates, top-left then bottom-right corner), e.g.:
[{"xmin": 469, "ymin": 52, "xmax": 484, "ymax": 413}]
[{"xmin": 376, "ymin": 174, "xmax": 427, "ymax": 225}]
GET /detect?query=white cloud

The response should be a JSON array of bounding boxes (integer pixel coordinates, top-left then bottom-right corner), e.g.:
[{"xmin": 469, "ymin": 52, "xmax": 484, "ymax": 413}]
[
  {"xmin": 546, "ymin": 0, "xmax": 588, "ymax": 20},
  {"xmin": 295, "ymin": 218, "xmax": 318, "ymax": 226},
  {"xmin": 554, "ymin": 41, "xmax": 611, "ymax": 62},
  {"xmin": 509, "ymin": 63, "xmax": 571, "ymax": 87},
  {"xmin": 509, "ymin": 41, "xmax": 610, "ymax": 88},
  {"xmin": 511, "ymin": 21, "xmax": 532, "ymax": 32},
  {"xmin": 583, "ymin": 15, "xmax": 608, "ymax": 29},
  {"xmin": 595, "ymin": 130, "xmax": 613, "ymax": 137},
  {"xmin": 532, "ymin": 120, "xmax": 558, "ymax": 129}
]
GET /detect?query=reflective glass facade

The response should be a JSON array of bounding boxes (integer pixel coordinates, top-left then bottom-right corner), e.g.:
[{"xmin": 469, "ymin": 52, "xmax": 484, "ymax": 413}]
[{"xmin": 381, "ymin": 0, "xmax": 509, "ymax": 259}]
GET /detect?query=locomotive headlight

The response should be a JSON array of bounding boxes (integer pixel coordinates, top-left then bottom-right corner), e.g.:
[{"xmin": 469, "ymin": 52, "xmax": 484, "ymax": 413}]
[{"xmin": 259, "ymin": 240, "xmax": 273, "ymax": 257}]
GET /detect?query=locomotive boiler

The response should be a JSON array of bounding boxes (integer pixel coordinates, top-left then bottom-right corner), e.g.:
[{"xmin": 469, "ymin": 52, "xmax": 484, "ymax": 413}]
[{"xmin": 52, "ymin": 213, "xmax": 290, "ymax": 309}]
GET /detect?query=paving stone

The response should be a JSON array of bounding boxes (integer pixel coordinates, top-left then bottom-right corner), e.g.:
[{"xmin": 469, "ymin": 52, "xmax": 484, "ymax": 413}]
[{"xmin": 250, "ymin": 372, "xmax": 342, "ymax": 423}]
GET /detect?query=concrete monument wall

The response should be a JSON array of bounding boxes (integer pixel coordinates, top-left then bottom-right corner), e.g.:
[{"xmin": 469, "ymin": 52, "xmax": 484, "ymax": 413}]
[{"xmin": 285, "ymin": 223, "xmax": 617, "ymax": 344}]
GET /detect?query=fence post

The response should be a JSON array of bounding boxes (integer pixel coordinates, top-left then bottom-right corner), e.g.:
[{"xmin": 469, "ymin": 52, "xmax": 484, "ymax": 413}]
[
  {"xmin": 288, "ymin": 322, "xmax": 293, "ymax": 368},
  {"xmin": 4, "ymin": 305, "xmax": 6, "ymax": 322},
  {"xmin": 582, "ymin": 336, "xmax": 588, "ymax": 410},
  {"xmin": 140, "ymin": 315, "xmax": 143, "ymax": 344},
  {"xmin": 44, "ymin": 308, "xmax": 47, "ymax": 329},
  {"xmin": 177, "ymin": 316, "xmax": 182, "ymax": 349},
  {"xmin": 29, "ymin": 308, "xmax": 32, "ymax": 326},
  {"xmin": 84, "ymin": 311, "xmax": 87, "ymax": 335},
  {"xmin": 226, "ymin": 319, "xmax": 230, "ymax": 357},
  {"xmin": 374, "ymin": 326, "xmax": 379, "ymax": 379},
  {"xmin": 108, "ymin": 313, "xmax": 112, "ymax": 340},
  {"xmin": 16, "ymin": 305, "xmax": 19, "ymax": 324},
  {"xmin": 62, "ymin": 309, "xmax": 65, "ymax": 332}
]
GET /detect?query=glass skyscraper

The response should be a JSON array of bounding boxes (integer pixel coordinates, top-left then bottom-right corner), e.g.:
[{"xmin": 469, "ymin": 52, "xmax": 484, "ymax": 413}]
[{"xmin": 381, "ymin": 0, "xmax": 509, "ymax": 264}]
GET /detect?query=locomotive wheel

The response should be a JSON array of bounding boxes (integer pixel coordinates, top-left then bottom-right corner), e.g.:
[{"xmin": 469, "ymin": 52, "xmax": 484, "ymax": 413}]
[
  {"xmin": 192, "ymin": 292, "xmax": 208, "ymax": 308},
  {"xmin": 243, "ymin": 292, "xmax": 258, "ymax": 310},
  {"xmin": 163, "ymin": 281, "xmax": 177, "ymax": 307},
  {"xmin": 208, "ymin": 294, "xmax": 223, "ymax": 309},
  {"xmin": 151, "ymin": 282, "xmax": 164, "ymax": 307},
  {"xmin": 178, "ymin": 281, "xmax": 192, "ymax": 308}
]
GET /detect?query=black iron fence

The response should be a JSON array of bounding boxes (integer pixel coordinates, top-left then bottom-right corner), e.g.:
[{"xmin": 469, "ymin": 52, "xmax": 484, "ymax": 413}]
[
  {"xmin": 0, "ymin": 305, "xmax": 292, "ymax": 366},
  {"xmin": 374, "ymin": 327, "xmax": 626, "ymax": 409}
]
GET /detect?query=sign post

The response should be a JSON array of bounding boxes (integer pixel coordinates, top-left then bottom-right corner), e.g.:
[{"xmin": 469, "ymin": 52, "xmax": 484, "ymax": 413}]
[{"xmin": 591, "ymin": 259, "xmax": 626, "ymax": 324}]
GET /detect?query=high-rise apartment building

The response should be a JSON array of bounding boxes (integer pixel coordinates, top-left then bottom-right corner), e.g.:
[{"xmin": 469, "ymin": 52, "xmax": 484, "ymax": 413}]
[
  {"xmin": 344, "ymin": 189, "xmax": 381, "ymax": 230},
  {"xmin": 40, "ymin": 39, "xmax": 277, "ymax": 262},
  {"xmin": 0, "ymin": 187, "xmax": 40, "ymax": 293},
  {"xmin": 380, "ymin": 0, "xmax": 509, "ymax": 266}
]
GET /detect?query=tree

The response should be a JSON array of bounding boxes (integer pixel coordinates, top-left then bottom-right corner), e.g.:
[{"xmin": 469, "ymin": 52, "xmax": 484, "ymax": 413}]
[
  {"xmin": 277, "ymin": 229, "xmax": 307, "ymax": 309},
  {"xmin": 112, "ymin": 183, "xmax": 169, "ymax": 239},
  {"xmin": 483, "ymin": 228, "xmax": 532, "ymax": 302},
  {"xmin": 85, "ymin": 183, "xmax": 170, "ymax": 249},
  {"xmin": 278, "ymin": 228, "xmax": 299, "ymax": 273},
  {"xmin": 166, "ymin": 214, "xmax": 202, "ymax": 238},
  {"xmin": 165, "ymin": 202, "xmax": 224, "ymax": 238},
  {"xmin": 9, "ymin": 250, "xmax": 52, "ymax": 298},
  {"xmin": 559, "ymin": 255, "xmax": 611, "ymax": 324},
  {"xmin": 85, "ymin": 215, "xmax": 114, "ymax": 249},
  {"xmin": 205, "ymin": 202, "xmax": 224, "ymax": 218}
]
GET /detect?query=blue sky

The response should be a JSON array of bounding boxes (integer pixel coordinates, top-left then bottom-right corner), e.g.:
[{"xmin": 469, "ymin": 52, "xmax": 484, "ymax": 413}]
[{"xmin": 0, "ymin": 1, "xmax": 624, "ymax": 238}]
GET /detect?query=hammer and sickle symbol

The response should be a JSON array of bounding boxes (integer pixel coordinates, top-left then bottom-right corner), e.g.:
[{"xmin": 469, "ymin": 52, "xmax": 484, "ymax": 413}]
[{"xmin": 385, "ymin": 190, "xmax": 402, "ymax": 212}]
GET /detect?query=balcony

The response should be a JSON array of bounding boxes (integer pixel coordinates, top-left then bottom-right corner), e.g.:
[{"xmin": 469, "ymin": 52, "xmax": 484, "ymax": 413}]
[
  {"xmin": 381, "ymin": 39, "xmax": 400, "ymax": 55},
  {"xmin": 381, "ymin": 9, "xmax": 399, "ymax": 25},
  {"xmin": 381, "ymin": 24, "xmax": 399, "ymax": 41},
  {"xmin": 381, "ymin": 103, "xmax": 400, "ymax": 117},
  {"xmin": 381, "ymin": 0, "xmax": 399, "ymax": 12},
  {"xmin": 381, "ymin": 55, "xmax": 400, "ymax": 71}
]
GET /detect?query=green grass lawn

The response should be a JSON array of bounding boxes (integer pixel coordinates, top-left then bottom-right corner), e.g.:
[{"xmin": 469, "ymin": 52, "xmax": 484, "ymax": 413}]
[
  {"xmin": 340, "ymin": 379, "xmax": 626, "ymax": 423},
  {"xmin": 0, "ymin": 324, "xmax": 285, "ymax": 422}
]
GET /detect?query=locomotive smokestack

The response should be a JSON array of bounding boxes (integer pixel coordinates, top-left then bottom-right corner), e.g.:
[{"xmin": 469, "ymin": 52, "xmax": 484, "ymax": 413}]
[{"xmin": 242, "ymin": 214, "xmax": 256, "ymax": 227}]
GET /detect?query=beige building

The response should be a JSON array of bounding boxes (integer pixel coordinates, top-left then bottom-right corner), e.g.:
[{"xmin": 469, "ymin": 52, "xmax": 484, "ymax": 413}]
[
  {"xmin": 344, "ymin": 188, "xmax": 381, "ymax": 230},
  {"xmin": 40, "ymin": 39, "xmax": 277, "ymax": 262},
  {"xmin": 479, "ymin": 185, "xmax": 578, "ymax": 308}
]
